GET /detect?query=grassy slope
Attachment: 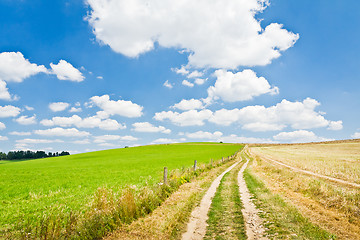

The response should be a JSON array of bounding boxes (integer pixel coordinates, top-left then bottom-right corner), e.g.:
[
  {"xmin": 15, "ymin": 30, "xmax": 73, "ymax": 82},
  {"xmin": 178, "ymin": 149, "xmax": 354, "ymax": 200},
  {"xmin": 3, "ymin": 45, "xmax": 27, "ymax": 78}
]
[{"xmin": 0, "ymin": 143, "xmax": 241, "ymax": 232}]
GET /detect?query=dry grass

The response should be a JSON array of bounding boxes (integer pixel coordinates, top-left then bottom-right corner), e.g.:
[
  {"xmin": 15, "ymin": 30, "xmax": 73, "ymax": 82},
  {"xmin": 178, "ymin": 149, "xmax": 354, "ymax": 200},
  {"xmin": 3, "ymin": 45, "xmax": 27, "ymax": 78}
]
[
  {"xmin": 105, "ymin": 160, "xmax": 238, "ymax": 240},
  {"xmin": 252, "ymin": 142, "xmax": 360, "ymax": 184},
  {"xmin": 250, "ymin": 153, "xmax": 360, "ymax": 239}
]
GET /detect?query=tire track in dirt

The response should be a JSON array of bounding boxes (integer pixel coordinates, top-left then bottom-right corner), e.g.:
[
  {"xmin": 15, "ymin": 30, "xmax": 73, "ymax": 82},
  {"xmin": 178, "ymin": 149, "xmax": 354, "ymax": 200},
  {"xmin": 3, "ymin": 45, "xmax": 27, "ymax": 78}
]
[
  {"xmin": 250, "ymin": 149, "xmax": 360, "ymax": 189},
  {"xmin": 238, "ymin": 152, "xmax": 267, "ymax": 240},
  {"xmin": 181, "ymin": 161, "xmax": 240, "ymax": 240}
]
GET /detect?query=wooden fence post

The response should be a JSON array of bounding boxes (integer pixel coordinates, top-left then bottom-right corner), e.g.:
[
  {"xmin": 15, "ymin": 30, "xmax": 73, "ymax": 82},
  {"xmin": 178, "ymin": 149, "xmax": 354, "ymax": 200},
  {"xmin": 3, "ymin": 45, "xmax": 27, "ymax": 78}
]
[
  {"xmin": 211, "ymin": 158, "xmax": 213, "ymax": 166},
  {"xmin": 194, "ymin": 160, "xmax": 197, "ymax": 171},
  {"xmin": 164, "ymin": 167, "xmax": 168, "ymax": 185}
]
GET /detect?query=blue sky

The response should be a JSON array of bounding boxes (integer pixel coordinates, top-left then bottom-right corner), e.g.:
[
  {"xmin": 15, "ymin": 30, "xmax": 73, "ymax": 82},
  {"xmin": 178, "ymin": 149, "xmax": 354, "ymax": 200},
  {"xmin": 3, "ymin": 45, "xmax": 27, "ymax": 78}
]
[{"xmin": 0, "ymin": 0, "xmax": 359, "ymax": 153}]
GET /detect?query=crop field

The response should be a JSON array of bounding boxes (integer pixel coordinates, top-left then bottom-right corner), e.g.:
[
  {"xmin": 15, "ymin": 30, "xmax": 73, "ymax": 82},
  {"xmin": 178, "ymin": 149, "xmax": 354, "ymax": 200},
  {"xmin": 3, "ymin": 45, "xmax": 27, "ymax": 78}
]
[
  {"xmin": 251, "ymin": 140, "xmax": 360, "ymax": 183},
  {"xmin": 0, "ymin": 143, "xmax": 241, "ymax": 237},
  {"xmin": 249, "ymin": 140, "xmax": 360, "ymax": 239}
]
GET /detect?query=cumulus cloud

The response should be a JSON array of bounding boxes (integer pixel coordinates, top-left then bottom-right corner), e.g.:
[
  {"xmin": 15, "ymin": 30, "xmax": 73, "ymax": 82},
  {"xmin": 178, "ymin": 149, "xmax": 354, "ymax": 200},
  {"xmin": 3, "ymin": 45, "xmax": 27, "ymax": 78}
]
[
  {"xmin": 0, "ymin": 105, "xmax": 21, "ymax": 118},
  {"xmin": 171, "ymin": 99, "xmax": 204, "ymax": 111},
  {"xmin": 16, "ymin": 138, "xmax": 64, "ymax": 144},
  {"xmin": 132, "ymin": 122, "xmax": 171, "ymax": 134},
  {"xmin": 185, "ymin": 131, "xmax": 223, "ymax": 139},
  {"xmin": 86, "ymin": 0, "xmax": 298, "ymax": 69},
  {"xmin": 49, "ymin": 102, "xmax": 70, "ymax": 112},
  {"xmin": 327, "ymin": 120, "xmax": 343, "ymax": 131},
  {"xmin": 0, "ymin": 136, "xmax": 9, "ymax": 141},
  {"xmin": 90, "ymin": 95, "xmax": 143, "ymax": 118},
  {"xmin": 93, "ymin": 135, "xmax": 138, "ymax": 143},
  {"xmin": 173, "ymin": 65, "xmax": 189, "ymax": 75},
  {"xmin": 154, "ymin": 109, "xmax": 212, "ymax": 126},
  {"xmin": 34, "ymin": 127, "xmax": 91, "ymax": 137},
  {"xmin": 220, "ymin": 134, "xmax": 274, "ymax": 143},
  {"xmin": 273, "ymin": 130, "xmax": 333, "ymax": 143},
  {"xmin": 194, "ymin": 78, "xmax": 207, "ymax": 85},
  {"xmin": 50, "ymin": 60, "xmax": 84, "ymax": 82},
  {"xmin": 352, "ymin": 132, "xmax": 360, "ymax": 139},
  {"xmin": 0, "ymin": 80, "xmax": 18, "ymax": 101},
  {"xmin": 25, "ymin": 106, "xmax": 34, "ymax": 111},
  {"xmin": 0, "ymin": 52, "xmax": 47, "ymax": 82},
  {"xmin": 187, "ymin": 70, "xmax": 203, "ymax": 79},
  {"xmin": 15, "ymin": 115, "xmax": 37, "ymax": 125},
  {"xmin": 206, "ymin": 69, "xmax": 278, "ymax": 103},
  {"xmin": 209, "ymin": 98, "xmax": 341, "ymax": 131},
  {"xmin": 151, "ymin": 138, "xmax": 186, "ymax": 144},
  {"xmin": 9, "ymin": 131, "xmax": 31, "ymax": 136},
  {"xmin": 182, "ymin": 80, "xmax": 194, "ymax": 87},
  {"xmin": 40, "ymin": 114, "xmax": 126, "ymax": 131},
  {"xmin": 69, "ymin": 107, "xmax": 82, "ymax": 113},
  {"xmin": 0, "ymin": 122, "xmax": 5, "ymax": 130},
  {"xmin": 163, "ymin": 80, "xmax": 174, "ymax": 89}
]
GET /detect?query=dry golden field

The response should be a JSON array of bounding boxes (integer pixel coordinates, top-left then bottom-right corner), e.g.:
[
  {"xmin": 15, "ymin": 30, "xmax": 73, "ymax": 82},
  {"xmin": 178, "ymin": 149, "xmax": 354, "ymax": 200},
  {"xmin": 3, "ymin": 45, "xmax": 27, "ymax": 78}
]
[
  {"xmin": 251, "ymin": 141, "xmax": 360, "ymax": 183},
  {"xmin": 249, "ymin": 140, "xmax": 360, "ymax": 239}
]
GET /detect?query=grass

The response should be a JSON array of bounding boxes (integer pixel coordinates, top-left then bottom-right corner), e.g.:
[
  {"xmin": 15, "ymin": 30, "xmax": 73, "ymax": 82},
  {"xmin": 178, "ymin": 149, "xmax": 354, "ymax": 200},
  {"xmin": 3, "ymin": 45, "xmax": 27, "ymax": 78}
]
[
  {"xmin": 252, "ymin": 141, "xmax": 360, "ymax": 183},
  {"xmin": 243, "ymin": 153, "xmax": 335, "ymax": 239},
  {"xmin": 205, "ymin": 162, "xmax": 246, "ymax": 240},
  {"xmin": 0, "ymin": 143, "xmax": 241, "ymax": 238},
  {"xmin": 105, "ymin": 159, "xmax": 240, "ymax": 240},
  {"xmin": 250, "ymin": 152, "xmax": 360, "ymax": 239}
]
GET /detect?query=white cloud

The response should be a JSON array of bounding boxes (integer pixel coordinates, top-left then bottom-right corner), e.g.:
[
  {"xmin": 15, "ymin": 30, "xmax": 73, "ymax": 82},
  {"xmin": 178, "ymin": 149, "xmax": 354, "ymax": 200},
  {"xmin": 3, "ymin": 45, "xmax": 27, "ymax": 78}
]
[
  {"xmin": 9, "ymin": 131, "xmax": 31, "ymax": 136},
  {"xmin": 0, "ymin": 136, "xmax": 9, "ymax": 141},
  {"xmin": 49, "ymin": 102, "xmax": 70, "ymax": 112},
  {"xmin": 69, "ymin": 107, "xmax": 82, "ymax": 113},
  {"xmin": 0, "ymin": 80, "xmax": 18, "ymax": 101},
  {"xmin": 327, "ymin": 120, "xmax": 343, "ymax": 131},
  {"xmin": 0, "ymin": 52, "xmax": 47, "ymax": 82},
  {"xmin": 50, "ymin": 60, "xmax": 84, "ymax": 82},
  {"xmin": 132, "ymin": 122, "xmax": 171, "ymax": 134},
  {"xmin": 186, "ymin": 131, "xmax": 223, "ymax": 139},
  {"xmin": 182, "ymin": 80, "xmax": 194, "ymax": 87},
  {"xmin": 171, "ymin": 99, "xmax": 204, "ymax": 111},
  {"xmin": 15, "ymin": 115, "xmax": 37, "ymax": 125},
  {"xmin": 97, "ymin": 76, "xmax": 103, "ymax": 79},
  {"xmin": 273, "ymin": 130, "xmax": 333, "ymax": 143},
  {"xmin": 209, "ymin": 98, "xmax": 341, "ymax": 131},
  {"xmin": 154, "ymin": 109, "xmax": 212, "ymax": 126},
  {"xmin": 34, "ymin": 127, "xmax": 91, "ymax": 137},
  {"xmin": 40, "ymin": 114, "xmax": 126, "ymax": 131},
  {"xmin": 90, "ymin": 95, "xmax": 143, "ymax": 118},
  {"xmin": 0, "ymin": 122, "xmax": 5, "ymax": 130},
  {"xmin": 194, "ymin": 78, "xmax": 207, "ymax": 85},
  {"xmin": 151, "ymin": 138, "xmax": 186, "ymax": 144},
  {"xmin": 163, "ymin": 80, "xmax": 174, "ymax": 89},
  {"xmin": 16, "ymin": 138, "xmax": 64, "ymax": 144},
  {"xmin": 86, "ymin": 0, "xmax": 298, "ymax": 69},
  {"xmin": 25, "ymin": 106, "xmax": 34, "ymax": 111},
  {"xmin": 0, "ymin": 105, "xmax": 21, "ymax": 118},
  {"xmin": 187, "ymin": 70, "xmax": 203, "ymax": 79},
  {"xmin": 220, "ymin": 134, "xmax": 274, "ymax": 143},
  {"xmin": 94, "ymin": 135, "xmax": 138, "ymax": 143},
  {"xmin": 173, "ymin": 65, "xmax": 189, "ymax": 75},
  {"xmin": 73, "ymin": 139, "xmax": 91, "ymax": 144},
  {"xmin": 352, "ymin": 132, "xmax": 360, "ymax": 139},
  {"xmin": 206, "ymin": 69, "xmax": 278, "ymax": 103}
]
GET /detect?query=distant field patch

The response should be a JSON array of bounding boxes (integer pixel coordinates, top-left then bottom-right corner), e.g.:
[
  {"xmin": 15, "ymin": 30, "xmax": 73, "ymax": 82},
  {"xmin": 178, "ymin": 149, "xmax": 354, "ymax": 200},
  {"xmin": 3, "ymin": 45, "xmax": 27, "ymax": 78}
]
[{"xmin": 0, "ymin": 143, "xmax": 241, "ymax": 235}]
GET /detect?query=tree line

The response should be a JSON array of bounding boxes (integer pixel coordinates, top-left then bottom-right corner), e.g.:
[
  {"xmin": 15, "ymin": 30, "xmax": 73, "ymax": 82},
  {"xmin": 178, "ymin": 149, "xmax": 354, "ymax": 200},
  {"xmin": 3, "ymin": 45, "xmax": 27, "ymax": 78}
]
[{"xmin": 0, "ymin": 150, "xmax": 70, "ymax": 160}]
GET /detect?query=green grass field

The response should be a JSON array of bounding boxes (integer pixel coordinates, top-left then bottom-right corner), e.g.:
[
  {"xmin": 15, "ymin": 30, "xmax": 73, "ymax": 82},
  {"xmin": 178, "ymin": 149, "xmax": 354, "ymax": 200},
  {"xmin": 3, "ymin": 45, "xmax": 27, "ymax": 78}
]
[{"xmin": 0, "ymin": 143, "xmax": 241, "ymax": 235}]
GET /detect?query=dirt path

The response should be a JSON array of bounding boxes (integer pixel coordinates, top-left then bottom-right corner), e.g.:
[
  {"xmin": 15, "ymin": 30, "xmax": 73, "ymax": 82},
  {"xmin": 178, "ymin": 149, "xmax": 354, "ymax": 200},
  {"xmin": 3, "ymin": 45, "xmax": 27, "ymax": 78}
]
[
  {"xmin": 238, "ymin": 154, "xmax": 267, "ymax": 240},
  {"xmin": 181, "ymin": 161, "xmax": 240, "ymax": 240},
  {"xmin": 250, "ymin": 149, "xmax": 360, "ymax": 189}
]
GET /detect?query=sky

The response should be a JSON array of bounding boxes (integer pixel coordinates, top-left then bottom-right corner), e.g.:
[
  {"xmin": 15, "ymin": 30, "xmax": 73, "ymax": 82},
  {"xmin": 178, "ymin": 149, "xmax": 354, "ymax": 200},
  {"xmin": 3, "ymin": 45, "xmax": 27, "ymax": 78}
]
[{"xmin": 0, "ymin": 0, "xmax": 359, "ymax": 154}]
